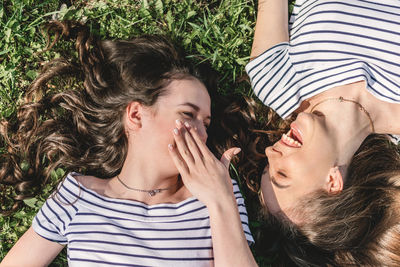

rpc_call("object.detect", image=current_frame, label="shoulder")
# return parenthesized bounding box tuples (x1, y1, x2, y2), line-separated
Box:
(32, 173, 83, 244)
(73, 174, 109, 192)
(50, 172, 106, 203)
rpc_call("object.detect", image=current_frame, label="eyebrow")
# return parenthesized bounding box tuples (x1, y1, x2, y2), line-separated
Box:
(179, 103, 211, 120)
(270, 175, 290, 189)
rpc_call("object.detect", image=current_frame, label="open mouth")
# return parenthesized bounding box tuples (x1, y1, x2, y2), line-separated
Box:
(280, 127, 303, 148)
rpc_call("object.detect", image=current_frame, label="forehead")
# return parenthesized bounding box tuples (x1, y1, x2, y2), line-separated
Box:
(158, 78, 211, 111)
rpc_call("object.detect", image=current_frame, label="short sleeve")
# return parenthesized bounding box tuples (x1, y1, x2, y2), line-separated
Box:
(32, 175, 79, 245)
(246, 42, 302, 118)
(232, 179, 255, 245)
(388, 134, 400, 145)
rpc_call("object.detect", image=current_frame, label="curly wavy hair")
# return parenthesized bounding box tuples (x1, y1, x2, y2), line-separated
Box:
(0, 20, 218, 215)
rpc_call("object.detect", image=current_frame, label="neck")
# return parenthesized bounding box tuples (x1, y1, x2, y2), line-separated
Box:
(304, 82, 374, 165)
(106, 149, 186, 204)
(302, 81, 400, 135)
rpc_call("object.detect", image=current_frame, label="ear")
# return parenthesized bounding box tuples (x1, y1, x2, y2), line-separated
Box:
(324, 166, 344, 195)
(125, 101, 143, 131)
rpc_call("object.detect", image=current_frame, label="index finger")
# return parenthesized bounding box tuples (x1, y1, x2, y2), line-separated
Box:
(187, 126, 215, 159)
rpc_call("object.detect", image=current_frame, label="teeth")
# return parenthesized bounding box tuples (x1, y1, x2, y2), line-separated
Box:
(282, 131, 302, 147)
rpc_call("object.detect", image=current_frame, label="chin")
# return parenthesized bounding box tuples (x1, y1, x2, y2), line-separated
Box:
(265, 146, 272, 156)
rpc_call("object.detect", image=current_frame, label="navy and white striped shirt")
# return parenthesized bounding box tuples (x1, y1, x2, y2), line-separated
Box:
(33, 173, 254, 267)
(246, 0, 400, 119)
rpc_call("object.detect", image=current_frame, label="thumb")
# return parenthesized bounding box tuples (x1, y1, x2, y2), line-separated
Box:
(220, 147, 241, 169)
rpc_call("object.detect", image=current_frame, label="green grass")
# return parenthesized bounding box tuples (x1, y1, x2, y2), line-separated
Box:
(0, 0, 295, 265)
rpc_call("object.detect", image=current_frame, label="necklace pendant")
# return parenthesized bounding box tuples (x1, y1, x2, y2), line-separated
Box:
(148, 189, 160, 196)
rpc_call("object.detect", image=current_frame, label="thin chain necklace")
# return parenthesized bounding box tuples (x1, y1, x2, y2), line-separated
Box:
(310, 96, 375, 132)
(116, 175, 179, 197)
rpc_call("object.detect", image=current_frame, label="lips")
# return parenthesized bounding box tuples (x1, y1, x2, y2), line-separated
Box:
(290, 123, 303, 144)
(280, 124, 303, 148)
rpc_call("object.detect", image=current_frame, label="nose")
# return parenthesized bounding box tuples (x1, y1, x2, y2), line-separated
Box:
(196, 124, 208, 143)
(265, 146, 283, 158)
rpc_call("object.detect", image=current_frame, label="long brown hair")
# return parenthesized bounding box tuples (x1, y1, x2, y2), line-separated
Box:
(0, 20, 218, 215)
(209, 96, 290, 192)
(295, 134, 400, 266)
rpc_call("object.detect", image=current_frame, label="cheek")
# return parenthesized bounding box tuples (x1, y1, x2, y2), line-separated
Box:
(156, 119, 176, 138)
(303, 145, 336, 182)
(290, 143, 331, 178)
(311, 126, 337, 159)
(260, 171, 282, 214)
(261, 175, 303, 222)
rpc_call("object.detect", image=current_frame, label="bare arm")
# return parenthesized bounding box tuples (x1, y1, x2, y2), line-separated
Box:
(250, 0, 289, 59)
(207, 195, 257, 267)
(0, 227, 64, 267)
(168, 121, 257, 267)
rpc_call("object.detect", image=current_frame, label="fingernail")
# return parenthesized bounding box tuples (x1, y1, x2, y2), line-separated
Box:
(173, 128, 179, 135)
(175, 119, 182, 127)
(168, 144, 173, 151)
(184, 122, 190, 128)
(234, 148, 241, 155)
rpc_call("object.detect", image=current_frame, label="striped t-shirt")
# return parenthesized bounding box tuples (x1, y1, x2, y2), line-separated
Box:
(246, 0, 400, 119)
(33, 173, 254, 267)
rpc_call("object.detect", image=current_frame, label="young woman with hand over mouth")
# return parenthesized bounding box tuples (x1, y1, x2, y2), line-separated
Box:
(171, 0, 400, 266)
(0, 20, 253, 267)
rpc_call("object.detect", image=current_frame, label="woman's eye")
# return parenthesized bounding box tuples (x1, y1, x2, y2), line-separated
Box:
(277, 171, 287, 178)
(182, 112, 194, 118)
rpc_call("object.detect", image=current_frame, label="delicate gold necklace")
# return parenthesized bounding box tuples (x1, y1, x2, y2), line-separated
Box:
(310, 96, 375, 132)
(116, 175, 179, 196)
